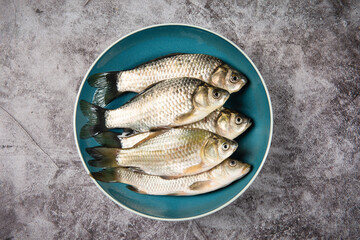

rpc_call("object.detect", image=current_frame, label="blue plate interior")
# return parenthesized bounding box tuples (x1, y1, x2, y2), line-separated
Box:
(75, 25, 272, 220)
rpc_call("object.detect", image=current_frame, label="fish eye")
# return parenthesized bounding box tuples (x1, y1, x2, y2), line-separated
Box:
(212, 90, 221, 99)
(229, 160, 237, 167)
(235, 116, 242, 125)
(222, 143, 229, 151)
(230, 74, 240, 83)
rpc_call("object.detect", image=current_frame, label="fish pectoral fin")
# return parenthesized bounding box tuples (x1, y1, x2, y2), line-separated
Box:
(159, 175, 182, 180)
(183, 163, 204, 175)
(130, 130, 167, 148)
(126, 185, 147, 194)
(189, 180, 213, 191)
(173, 111, 197, 125)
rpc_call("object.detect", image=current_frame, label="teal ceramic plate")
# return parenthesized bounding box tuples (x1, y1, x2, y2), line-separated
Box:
(73, 24, 273, 221)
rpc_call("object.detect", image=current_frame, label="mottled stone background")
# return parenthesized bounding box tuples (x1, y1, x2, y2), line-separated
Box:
(1, 0, 359, 239)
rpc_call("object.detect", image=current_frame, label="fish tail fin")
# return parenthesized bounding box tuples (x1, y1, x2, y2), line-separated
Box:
(79, 100, 107, 139)
(94, 132, 122, 148)
(87, 72, 122, 107)
(91, 168, 118, 182)
(86, 147, 119, 168)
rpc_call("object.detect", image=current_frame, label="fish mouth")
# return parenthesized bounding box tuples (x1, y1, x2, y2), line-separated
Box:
(231, 77, 247, 93)
(242, 164, 251, 175)
(240, 72, 248, 85)
(230, 142, 239, 155)
(236, 119, 252, 135)
(241, 78, 248, 86)
(223, 93, 230, 104)
(245, 119, 252, 129)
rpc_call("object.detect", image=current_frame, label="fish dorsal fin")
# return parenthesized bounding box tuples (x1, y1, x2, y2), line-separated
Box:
(136, 82, 160, 96)
(136, 53, 184, 67)
(189, 180, 212, 191)
(121, 81, 162, 106)
(126, 185, 147, 194)
(135, 75, 190, 97)
(120, 85, 156, 107)
(130, 130, 167, 148)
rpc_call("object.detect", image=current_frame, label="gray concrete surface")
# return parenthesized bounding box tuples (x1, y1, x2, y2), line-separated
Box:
(1, 0, 359, 239)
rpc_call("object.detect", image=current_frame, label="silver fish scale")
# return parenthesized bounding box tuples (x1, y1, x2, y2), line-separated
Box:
(115, 128, 213, 176)
(118, 54, 223, 93)
(105, 78, 202, 131)
(116, 167, 210, 195)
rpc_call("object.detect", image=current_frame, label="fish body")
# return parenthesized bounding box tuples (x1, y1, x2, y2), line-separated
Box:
(88, 128, 238, 177)
(80, 78, 230, 138)
(95, 107, 252, 148)
(118, 54, 223, 93)
(88, 54, 247, 106)
(92, 159, 251, 196)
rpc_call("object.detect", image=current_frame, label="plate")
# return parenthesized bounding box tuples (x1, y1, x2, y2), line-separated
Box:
(73, 24, 273, 221)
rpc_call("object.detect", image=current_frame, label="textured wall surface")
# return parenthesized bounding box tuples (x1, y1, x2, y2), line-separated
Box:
(1, 0, 359, 239)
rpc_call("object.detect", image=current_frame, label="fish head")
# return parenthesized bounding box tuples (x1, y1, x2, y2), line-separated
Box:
(210, 159, 251, 183)
(202, 135, 238, 164)
(193, 84, 230, 113)
(215, 109, 252, 139)
(209, 64, 248, 93)
(223, 159, 251, 181)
